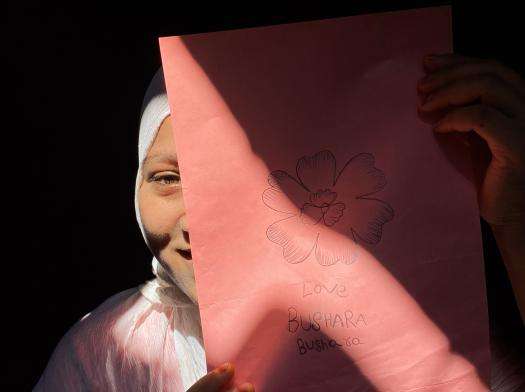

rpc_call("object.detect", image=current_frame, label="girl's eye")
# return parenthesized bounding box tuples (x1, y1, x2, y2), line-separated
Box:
(151, 173, 180, 186)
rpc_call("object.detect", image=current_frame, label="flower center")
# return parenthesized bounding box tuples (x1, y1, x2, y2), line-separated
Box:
(300, 188, 345, 227)
(309, 188, 337, 207)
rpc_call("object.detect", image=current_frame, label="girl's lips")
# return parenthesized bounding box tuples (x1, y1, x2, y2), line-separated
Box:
(176, 248, 192, 260)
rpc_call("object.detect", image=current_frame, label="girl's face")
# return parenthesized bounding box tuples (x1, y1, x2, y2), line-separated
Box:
(138, 115, 196, 303)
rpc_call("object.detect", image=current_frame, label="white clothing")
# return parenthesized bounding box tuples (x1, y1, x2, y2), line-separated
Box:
(34, 67, 207, 391)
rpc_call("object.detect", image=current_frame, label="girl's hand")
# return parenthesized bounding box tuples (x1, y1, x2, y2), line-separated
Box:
(187, 362, 254, 392)
(416, 53, 525, 229)
(417, 53, 525, 323)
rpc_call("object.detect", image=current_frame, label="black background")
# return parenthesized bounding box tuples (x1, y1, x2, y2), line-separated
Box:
(7, 1, 524, 390)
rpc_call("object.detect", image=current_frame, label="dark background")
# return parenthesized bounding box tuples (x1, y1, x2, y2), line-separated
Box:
(7, 1, 524, 389)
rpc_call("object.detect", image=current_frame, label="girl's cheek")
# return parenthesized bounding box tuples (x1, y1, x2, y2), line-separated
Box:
(140, 192, 185, 237)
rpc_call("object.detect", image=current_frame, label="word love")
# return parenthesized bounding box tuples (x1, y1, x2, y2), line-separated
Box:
(302, 279, 348, 298)
(288, 306, 367, 333)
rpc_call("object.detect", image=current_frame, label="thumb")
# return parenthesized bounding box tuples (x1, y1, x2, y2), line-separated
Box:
(187, 363, 234, 392)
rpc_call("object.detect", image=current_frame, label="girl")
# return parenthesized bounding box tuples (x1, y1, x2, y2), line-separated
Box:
(33, 67, 254, 392)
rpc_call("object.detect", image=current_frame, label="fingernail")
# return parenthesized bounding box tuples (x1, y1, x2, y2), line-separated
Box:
(217, 362, 233, 373)
(238, 382, 255, 392)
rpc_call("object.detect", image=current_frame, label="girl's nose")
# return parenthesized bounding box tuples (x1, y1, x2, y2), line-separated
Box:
(179, 215, 190, 244)
(183, 227, 190, 244)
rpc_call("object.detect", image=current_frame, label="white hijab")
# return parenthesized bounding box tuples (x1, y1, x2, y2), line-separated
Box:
(135, 66, 195, 307)
(135, 66, 207, 389)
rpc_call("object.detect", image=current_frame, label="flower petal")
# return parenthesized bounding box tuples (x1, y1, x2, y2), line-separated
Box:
(262, 170, 309, 214)
(296, 150, 336, 192)
(343, 197, 394, 244)
(333, 153, 387, 199)
(314, 226, 357, 266)
(266, 215, 319, 264)
(262, 188, 296, 214)
(300, 203, 324, 225)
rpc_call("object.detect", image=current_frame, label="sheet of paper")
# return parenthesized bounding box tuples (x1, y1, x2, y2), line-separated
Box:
(159, 6, 491, 391)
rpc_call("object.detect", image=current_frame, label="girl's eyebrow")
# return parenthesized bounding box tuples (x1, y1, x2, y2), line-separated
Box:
(144, 153, 179, 166)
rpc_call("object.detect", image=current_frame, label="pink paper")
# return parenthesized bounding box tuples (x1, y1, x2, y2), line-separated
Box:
(159, 6, 491, 391)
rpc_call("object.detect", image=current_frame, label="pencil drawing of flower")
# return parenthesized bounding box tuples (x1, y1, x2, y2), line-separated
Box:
(262, 150, 394, 266)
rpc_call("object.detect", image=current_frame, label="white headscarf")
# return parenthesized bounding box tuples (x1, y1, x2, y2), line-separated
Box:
(135, 66, 207, 389)
(134, 66, 195, 308)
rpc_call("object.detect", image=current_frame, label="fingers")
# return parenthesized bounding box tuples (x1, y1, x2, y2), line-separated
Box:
(433, 104, 524, 166)
(225, 382, 256, 392)
(422, 53, 474, 72)
(418, 74, 525, 119)
(419, 58, 525, 99)
(187, 362, 235, 392)
(418, 53, 525, 119)
(187, 363, 255, 392)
